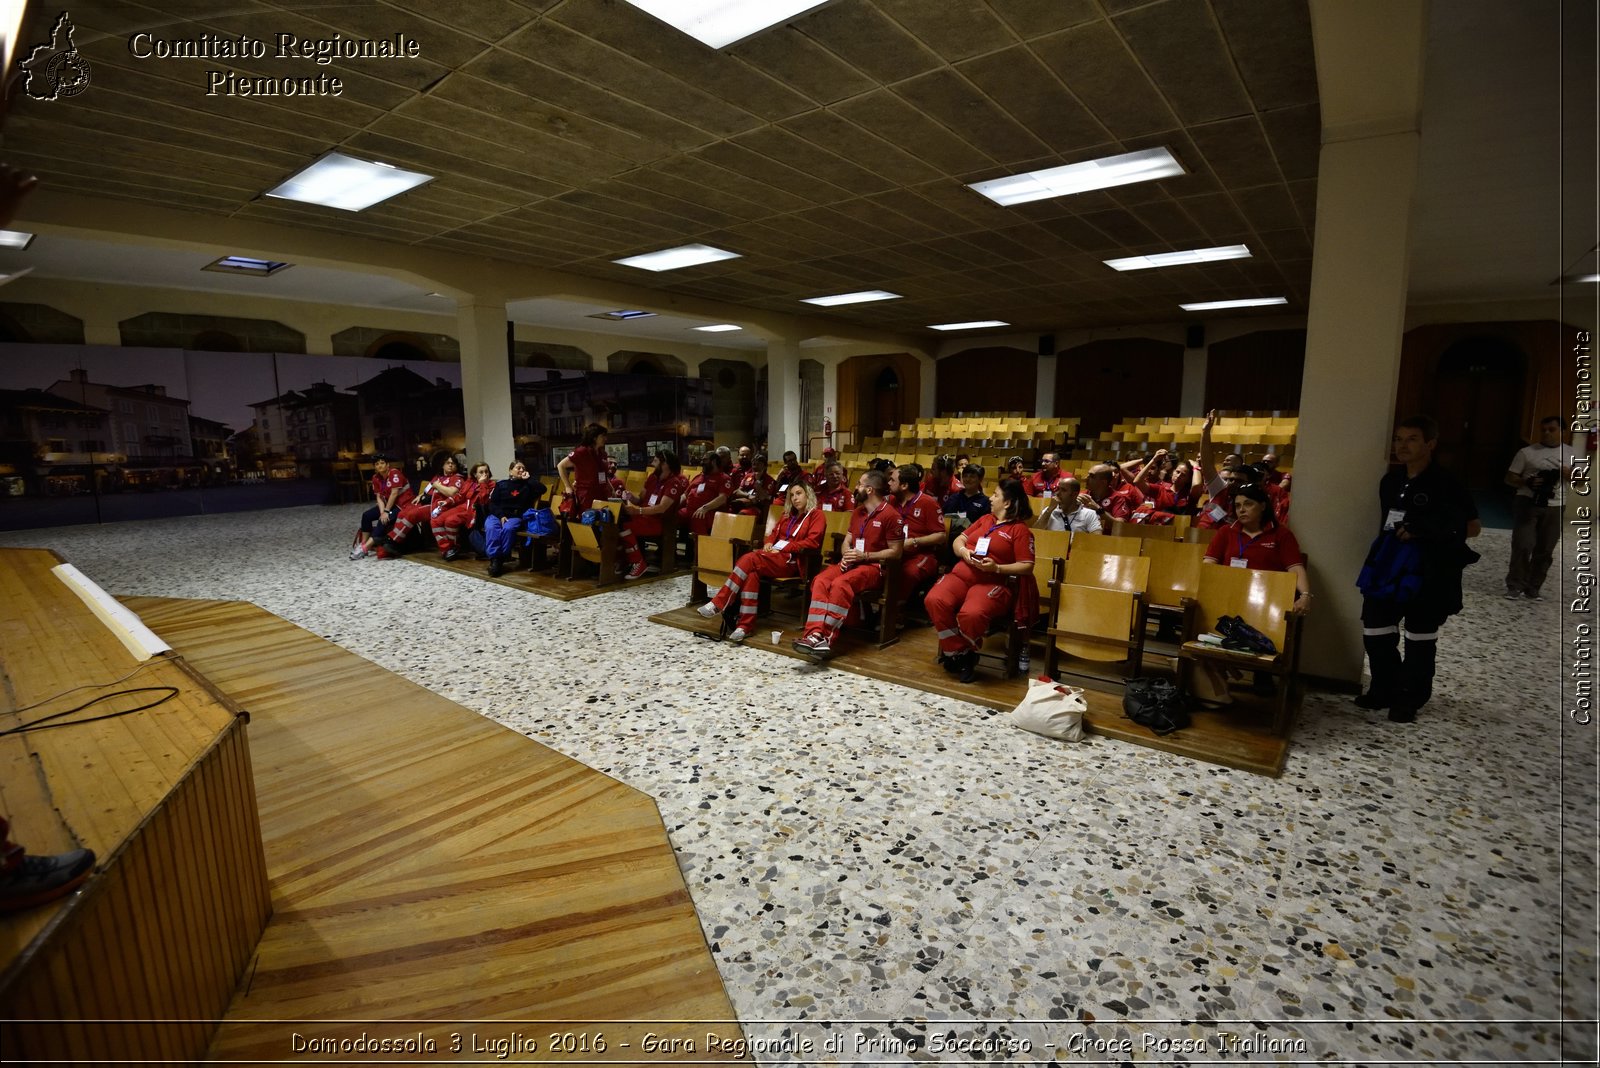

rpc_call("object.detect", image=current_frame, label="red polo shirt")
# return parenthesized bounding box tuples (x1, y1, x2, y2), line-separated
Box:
(1204, 522, 1304, 572)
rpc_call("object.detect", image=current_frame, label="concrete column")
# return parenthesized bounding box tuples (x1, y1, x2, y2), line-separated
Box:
(1035, 354, 1057, 418)
(920, 353, 937, 418)
(1294, 0, 1428, 686)
(457, 300, 514, 474)
(766, 337, 802, 460)
(1180, 345, 1207, 415)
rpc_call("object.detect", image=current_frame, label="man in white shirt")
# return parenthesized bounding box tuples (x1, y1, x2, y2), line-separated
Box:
(1505, 415, 1575, 600)
(1034, 478, 1102, 533)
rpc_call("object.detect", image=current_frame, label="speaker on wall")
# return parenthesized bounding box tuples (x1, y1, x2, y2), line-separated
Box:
(1037, 333, 1056, 356)
(1185, 324, 1205, 349)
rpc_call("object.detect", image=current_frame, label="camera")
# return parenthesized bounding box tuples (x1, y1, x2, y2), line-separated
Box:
(1528, 468, 1557, 506)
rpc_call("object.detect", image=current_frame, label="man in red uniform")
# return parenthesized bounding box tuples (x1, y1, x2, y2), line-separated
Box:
(1082, 463, 1145, 526)
(889, 463, 947, 602)
(925, 480, 1036, 683)
(809, 447, 839, 485)
(728, 452, 777, 516)
(380, 456, 468, 555)
(792, 470, 902, 659)
(676, 454, 733, 536)
(619, 449, 689, 579)
(432, 461, 494, 561)
(775, 451, 806, 493)
(697, 481, 826, 640)
(1024, 452, 1065, 497)
(352, 456, 412, 559)
(813, 460, 853, 512)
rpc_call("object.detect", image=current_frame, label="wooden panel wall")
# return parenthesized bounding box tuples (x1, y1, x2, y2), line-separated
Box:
(934, 347, 1037, 418)
(1056, 338, 1184, 436)
(1203, 329, 1307, 414)
(838, 351, 922, 439)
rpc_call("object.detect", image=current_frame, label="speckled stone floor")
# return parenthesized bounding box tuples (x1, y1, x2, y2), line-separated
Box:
(4, 507, 1592, 1064)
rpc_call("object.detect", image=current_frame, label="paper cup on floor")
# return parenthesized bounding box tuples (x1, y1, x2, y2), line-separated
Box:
(771, 630, 782, 644)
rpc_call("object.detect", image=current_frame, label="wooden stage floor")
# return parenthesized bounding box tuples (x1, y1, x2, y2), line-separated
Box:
(405, 550, 680, 602)
(121, 596, 746, 1063)
(649, 603, 1292, 776)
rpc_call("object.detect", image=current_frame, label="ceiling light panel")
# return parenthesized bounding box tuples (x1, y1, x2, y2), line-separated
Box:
(617, 0, 833, 48)
(968, 148, 1184, 207)
(800, 290, 902, 307)
(265, 151, 433, 211)
(693, 324, 742, 332)
(1179, 297, 1289, 311)
(928, 320, 1009, 331)
(0, 229, 34, 250)
(614, 243, 741, 271)
(1104, 245, 1252, 272)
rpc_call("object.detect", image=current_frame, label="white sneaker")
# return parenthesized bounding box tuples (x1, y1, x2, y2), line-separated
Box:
(727, 628, 747, 643)
(349, 546, 366, 560)
(697, 601, 719, 618)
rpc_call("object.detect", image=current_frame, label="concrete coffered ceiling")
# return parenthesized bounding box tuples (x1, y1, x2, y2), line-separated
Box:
(0, 0, 1586, 342)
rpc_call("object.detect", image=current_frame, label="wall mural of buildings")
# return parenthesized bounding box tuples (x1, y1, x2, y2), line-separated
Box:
(0, 345, 714, 530)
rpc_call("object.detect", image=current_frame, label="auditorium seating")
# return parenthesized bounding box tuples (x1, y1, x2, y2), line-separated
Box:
(1178, 566, 1304, 735)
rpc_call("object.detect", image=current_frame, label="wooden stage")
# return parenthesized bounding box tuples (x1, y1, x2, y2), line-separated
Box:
(649, 603, 1292, 776)
(118, 595, 745, 1062)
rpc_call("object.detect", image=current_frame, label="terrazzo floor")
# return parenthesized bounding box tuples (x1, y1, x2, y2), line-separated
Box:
(3, 506, 1593, 1064)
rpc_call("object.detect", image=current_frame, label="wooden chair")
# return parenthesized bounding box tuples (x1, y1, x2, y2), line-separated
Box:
(1109, 518, 1180, 542)
(622, 470, 647, 498)
(689, 511, 759, 603)
(1178, 566, 1303, 735)
(1068, 531, 1140, 559)
(563, 504, 622, 587)
(1043, 557, 1146, 690)
(1065, 550, 1151, 595)
(1139, 539, 1208, 663)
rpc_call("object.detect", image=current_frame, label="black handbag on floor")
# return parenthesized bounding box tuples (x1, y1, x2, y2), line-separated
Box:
(1123, 677, 1190, 735)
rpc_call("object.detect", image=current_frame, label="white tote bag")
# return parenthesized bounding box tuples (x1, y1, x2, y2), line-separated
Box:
(1010, 677, 1086, 741)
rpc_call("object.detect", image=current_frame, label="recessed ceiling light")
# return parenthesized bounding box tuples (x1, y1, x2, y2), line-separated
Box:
(801, 290, 902, 307)
(1554, 273, 1600, 284)
(0, 229, 35, 250)
(693, 324, 742, 332)
(202, 255, 291, 277)
(617, 0, 834, 48)
(1104, 244, 1252, 272)
(1179, 297, 1289, 311)
(968, 148, 1184, 207)
(265, 151, 433, 211)
(615, 243, 741, 271)
(587, 309, 658, 321)
(928, 320, 1010, 331)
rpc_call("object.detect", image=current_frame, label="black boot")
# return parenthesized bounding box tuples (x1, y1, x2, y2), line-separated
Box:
(488, 557, 504, 578)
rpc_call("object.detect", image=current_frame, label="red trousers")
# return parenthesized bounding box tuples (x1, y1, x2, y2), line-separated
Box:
(619, 516, 666, 565)
(710, 550, 800, 631)
(926, 574, 1012, 654)
(430, 502, 475, 552)
(677, 506, 716, 536)
(897, 552, 941, 603)
(803, 563, 883, 638)
(387, 501, 434, 544)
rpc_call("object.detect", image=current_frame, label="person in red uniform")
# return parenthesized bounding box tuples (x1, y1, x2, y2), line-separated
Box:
(1193, 482, 1312, 705)
(925, 480, 1036, 683)
(379, 456, 467, 555)
(352, 456, 412, 559)
(792, 470, 903, 659)
(1082, 463, 1145, 527)
(557, 422, 609, 516)
(697, 481, 826, 641)
(889, 463, 947, 601)
(808, 447, 839, 485)
(774, 451, 806, 493)
(1024, 452, 1065, 497)
(676, 454, 733, 536)
(618, 449, 689, 579)
(728, 452, 777, 516)
(813, 460, 853, 512)
(601, 457, 628, 499)
(431, 462, 493, 561)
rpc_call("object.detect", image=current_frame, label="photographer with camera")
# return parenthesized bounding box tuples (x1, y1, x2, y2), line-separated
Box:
(1504, 415, 1574, 601)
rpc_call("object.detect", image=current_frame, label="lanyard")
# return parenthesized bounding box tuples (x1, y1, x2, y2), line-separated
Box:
(853, 502, 884, 545)
(781, 508, 812, 542)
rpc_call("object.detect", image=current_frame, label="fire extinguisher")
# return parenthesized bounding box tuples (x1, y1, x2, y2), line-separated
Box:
(822, 417, 833, 440)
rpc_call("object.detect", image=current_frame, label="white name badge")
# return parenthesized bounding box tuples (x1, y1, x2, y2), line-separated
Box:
(648, 494, 659, 505)
(823, 504, 834, 511)
(1206, 503, 1228, 523)
(1230, 557, 1249, 568)
(972, 535, 992, 556)
(773, 539, 789, 551)
(778, 483, 789, 492)
(1384, 508, 1406, 531)
(855, 537, 866, 552)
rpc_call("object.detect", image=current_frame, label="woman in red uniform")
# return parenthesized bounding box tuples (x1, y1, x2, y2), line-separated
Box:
(557, 423, 609, 516)
(379, 456, 467, 555)
(618, 449, 689, 579)
(1194, 482, 1312, 705)
(351, 456, 412, 559)
(697, 481, 825, 641)
(925, 479, 1036, 683)
(431, 461, 493, 561)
